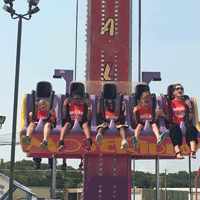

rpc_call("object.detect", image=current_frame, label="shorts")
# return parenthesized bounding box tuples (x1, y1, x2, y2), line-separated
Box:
(34, 122, 54, 130)
(65, 121, 87, 129)
(96, 123, 129, 131)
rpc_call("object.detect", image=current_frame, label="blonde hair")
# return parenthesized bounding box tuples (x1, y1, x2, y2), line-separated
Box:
(140, 91, 151, 100)
(36, 99, 50, 109)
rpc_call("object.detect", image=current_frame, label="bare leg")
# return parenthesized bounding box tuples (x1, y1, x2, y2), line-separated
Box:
(190, 141, 196, 158)
(43, 123, 52, 140)
(26, 122, 37, 136)
(120, 127, 129, 150)
(152, 123, 160, 137)
(190, 141, 196, 152)
(134, 124, 143, 138)
(60, 122, 72, 141)
(98, 127, 106, 135)
(119, 127, 126, 139)
(82, 122, 91, 139)
(174, 145, 184, 159)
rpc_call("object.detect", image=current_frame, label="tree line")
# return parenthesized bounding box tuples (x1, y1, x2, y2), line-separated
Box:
(0, 160, 199, 190)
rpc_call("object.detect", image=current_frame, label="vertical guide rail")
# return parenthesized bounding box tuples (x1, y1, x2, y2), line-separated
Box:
(156, 155, 160, 200)
(189, 156, 192, 200)
(195, 167, 200, 200)
(52, 155, 57, 198)
(74, 0, 79, 80)
(138, 0, 141, 82)
(9, 16, 22, 200)
(165, 169, 167, 200)
(132, 159, 135, 200)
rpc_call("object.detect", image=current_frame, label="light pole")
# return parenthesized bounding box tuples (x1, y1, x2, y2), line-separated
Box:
(2, 0, 40, 199)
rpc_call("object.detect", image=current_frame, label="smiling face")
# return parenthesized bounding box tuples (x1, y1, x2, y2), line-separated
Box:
(172, 84, 184, 99)
(37, 100, 47, 113)
(72, 94, 82, 105)
(106, 99, 115, 112)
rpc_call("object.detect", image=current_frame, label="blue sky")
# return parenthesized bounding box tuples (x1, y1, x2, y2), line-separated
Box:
(0, 0, 200, 174)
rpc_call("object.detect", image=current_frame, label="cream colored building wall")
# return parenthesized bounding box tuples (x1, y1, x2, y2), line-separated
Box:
(12, 187, 50, 199)
(30, 187, 51, 198)
(0, 177, 9, 198)
(13, 188, 27, 199)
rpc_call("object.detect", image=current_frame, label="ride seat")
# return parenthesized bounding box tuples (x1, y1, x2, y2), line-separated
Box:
(64, 81, 95, 135)
(97, 83, 125, 136)
(162, 84, 200, 136)
(129, 83, 159, 136)
(22, 81, 62, 135)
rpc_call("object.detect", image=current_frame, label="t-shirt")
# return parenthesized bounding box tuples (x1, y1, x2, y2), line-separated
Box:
(69, 103, 84, 123)
(164, 99, 186, 125)
(138, 106, 152, 121)
(33, 110, 56, 124)
(99, 109, 124, 125)
(133, 106, 152, 127)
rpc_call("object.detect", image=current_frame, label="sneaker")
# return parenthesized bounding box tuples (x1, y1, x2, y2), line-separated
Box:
(21, 135, 31, 145)
(40, 140, 48, 149)
(96, 133, 103, 146)
(157, 132, 167, 146)
(131, 136, 138, 149)
(121, 139, 129, 150)
(57, 140, 65, 151)
(83, 138, 92, 151)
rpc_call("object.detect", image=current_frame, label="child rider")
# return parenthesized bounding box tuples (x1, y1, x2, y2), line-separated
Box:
(131, 91, 167, 149)
(96, 93, 129, 150)
(21, 99, 56, 149)
(57, 90, 92, 151)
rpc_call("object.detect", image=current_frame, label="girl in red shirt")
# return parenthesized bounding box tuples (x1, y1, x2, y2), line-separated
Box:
(131, 91, 167, 149)
(21, 99, 56, 149)
(160, 83, 198, 159)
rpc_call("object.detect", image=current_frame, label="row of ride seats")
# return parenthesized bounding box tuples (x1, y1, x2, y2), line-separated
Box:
(22, 81, 200, 137)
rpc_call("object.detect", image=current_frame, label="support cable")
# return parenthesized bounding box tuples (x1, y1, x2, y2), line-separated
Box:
(74, 0, 79, 80)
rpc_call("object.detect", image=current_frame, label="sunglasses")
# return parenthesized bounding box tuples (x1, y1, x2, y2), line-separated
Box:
(72, 98, 81, 100)
(174, 87, 183, 91)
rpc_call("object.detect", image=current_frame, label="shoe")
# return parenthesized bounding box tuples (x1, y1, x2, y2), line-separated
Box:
(40, 140, 48, 149)
(175, 151, 185, 159)
(131, 136, 138, 149)
(21, 135, 31, 145)
(121, 139, 129, 150)
(96, 133, 103, 146)
(57, 140, 65, 151)
(190, 151, 196, 159)
(157, 132, 167, 146)
(83, 138, 92, 151)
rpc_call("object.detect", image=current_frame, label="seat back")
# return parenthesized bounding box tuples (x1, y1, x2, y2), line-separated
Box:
(134, 84, 150, 101)
(65, 82, 91, 135)
(69, 82, 86, 101)
(131, 83, 157, 135)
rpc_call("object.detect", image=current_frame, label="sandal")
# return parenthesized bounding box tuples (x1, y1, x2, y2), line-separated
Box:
(190, 151, 196, 159)
(175, 151, 185, 159)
